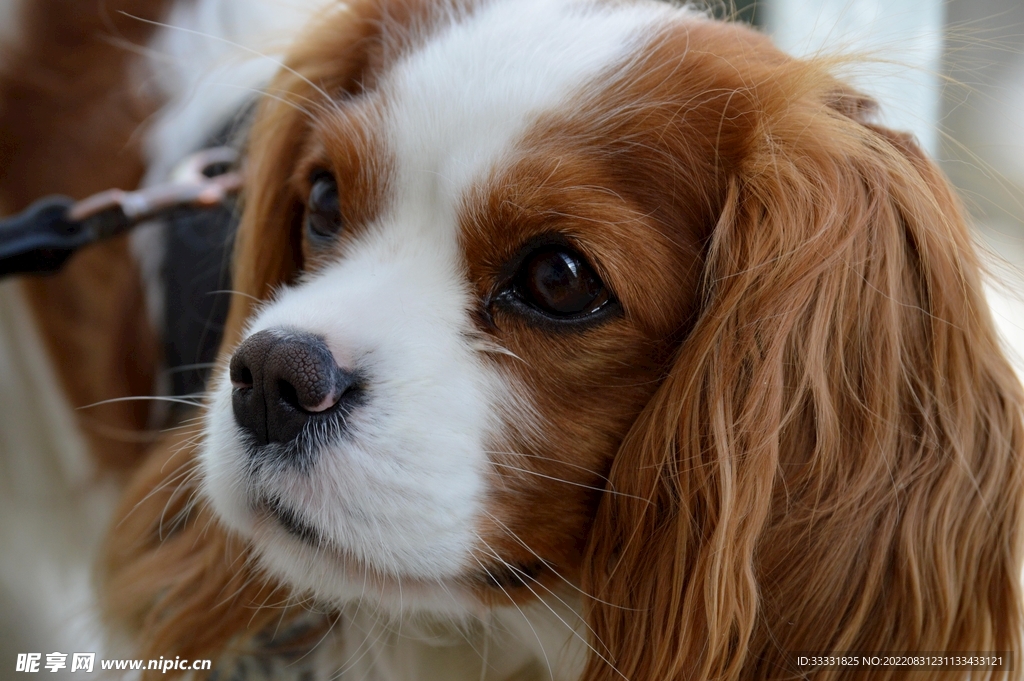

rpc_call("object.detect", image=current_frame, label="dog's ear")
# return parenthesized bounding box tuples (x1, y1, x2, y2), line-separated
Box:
(580, 59, 1024, 680)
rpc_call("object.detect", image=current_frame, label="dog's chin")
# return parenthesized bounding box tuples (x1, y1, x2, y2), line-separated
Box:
(259, 495, 325, 546)
(195, 468, 477, 616)
(199, 438, 480, 616)
(244, 503, 484, 618)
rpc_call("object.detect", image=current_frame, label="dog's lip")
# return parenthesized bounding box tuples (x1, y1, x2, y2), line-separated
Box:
(253, 496, 541, 600)
(259, 495, 323, 545)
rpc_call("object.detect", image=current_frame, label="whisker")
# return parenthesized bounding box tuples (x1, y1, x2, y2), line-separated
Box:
(119, 11, 336, 104)
(488, 461, 652, 504)
(78, 395, 206, 409)
(332, 602, 392, 679)
(485, 449, 614, 484)
(283, 611, 340, 671)
(212, 82, 319, 119)
(474, 534, 627, 681)
(469, 554, 553, 681)
(206, 289, 262, 303)
(470, 338, 525, 362)
(116, 462, 198, 529)
(480, 510, 640, 612)
(164, 362, 218, 374)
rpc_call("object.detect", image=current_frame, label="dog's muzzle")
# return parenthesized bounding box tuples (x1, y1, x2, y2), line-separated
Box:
(229, 329, 359, 446)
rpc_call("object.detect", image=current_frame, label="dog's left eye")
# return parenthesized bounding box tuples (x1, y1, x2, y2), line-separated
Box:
(305, 172, 343, 241)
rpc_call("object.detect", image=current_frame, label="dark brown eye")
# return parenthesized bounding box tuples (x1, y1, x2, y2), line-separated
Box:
(514, 247, 610, 317)
(305, 172, 342, 242)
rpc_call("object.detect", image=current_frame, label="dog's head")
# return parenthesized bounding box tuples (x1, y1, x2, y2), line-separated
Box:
(205, 0, 713, 614)
(107, 0, 1024, 678)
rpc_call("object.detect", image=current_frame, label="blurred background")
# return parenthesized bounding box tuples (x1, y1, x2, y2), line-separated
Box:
(736, 0, 1024, 265)
(941, 0, 1024, 265)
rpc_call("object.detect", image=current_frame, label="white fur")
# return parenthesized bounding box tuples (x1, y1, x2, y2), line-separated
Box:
(0, 281, 114, 679)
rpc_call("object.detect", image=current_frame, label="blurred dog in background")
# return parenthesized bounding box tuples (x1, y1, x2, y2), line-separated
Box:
(0, 1, 162, 673)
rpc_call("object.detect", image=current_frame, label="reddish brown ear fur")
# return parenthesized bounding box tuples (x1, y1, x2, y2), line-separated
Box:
(580, 48, 1024, 681)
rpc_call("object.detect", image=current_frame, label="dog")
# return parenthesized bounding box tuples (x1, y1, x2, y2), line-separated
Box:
(86, 0, 1024, 679)
(0, 1, 164, 672)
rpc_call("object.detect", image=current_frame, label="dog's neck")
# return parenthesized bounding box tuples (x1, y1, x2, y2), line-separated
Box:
(208, 590, 589, 681)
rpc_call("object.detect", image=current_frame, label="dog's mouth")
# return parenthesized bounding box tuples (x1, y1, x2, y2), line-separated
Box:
(256, 495, 547, 599)
(259, 495, 324, 545)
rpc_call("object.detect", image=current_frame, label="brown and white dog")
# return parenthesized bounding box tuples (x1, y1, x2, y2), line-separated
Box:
(6, 0, 1024, 680)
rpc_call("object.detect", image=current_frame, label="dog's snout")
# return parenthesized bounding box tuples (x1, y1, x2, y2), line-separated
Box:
(229, 329, 357, 445)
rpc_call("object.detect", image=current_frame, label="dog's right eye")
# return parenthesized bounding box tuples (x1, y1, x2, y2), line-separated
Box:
(305, 172, 343, 242)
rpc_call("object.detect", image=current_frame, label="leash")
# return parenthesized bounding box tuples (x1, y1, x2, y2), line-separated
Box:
(0, 147, 242, 278)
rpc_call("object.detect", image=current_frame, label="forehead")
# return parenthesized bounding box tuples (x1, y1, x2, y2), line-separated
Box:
(308, 0, 684, 224)
(381, 0, 675, 197)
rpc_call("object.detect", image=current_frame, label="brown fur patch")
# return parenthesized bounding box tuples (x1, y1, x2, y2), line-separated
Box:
(461, 17, 774, 605)
(0, 0, 171, 469)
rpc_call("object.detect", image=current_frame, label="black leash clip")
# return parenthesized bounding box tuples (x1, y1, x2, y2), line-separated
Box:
(0, 147, 243, 278)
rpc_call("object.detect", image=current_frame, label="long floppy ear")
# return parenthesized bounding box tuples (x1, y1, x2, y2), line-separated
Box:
(580, 58, 1024, 680)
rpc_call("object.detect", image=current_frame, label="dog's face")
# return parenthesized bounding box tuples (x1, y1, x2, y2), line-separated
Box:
(115, 0, 1024, 676)
(202, 0, 722, 613)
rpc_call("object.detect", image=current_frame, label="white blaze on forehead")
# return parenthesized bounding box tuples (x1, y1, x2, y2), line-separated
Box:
(382, 0, 678, 218)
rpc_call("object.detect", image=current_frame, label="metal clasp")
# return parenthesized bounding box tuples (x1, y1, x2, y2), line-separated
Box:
(66, 147, 243, 238)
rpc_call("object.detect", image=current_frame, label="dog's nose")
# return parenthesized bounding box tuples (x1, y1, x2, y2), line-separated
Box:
(229, 329, 357, 445)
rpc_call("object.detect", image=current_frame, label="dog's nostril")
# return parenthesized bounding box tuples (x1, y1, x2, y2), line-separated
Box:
(276, 376, 347, 414)
(229, 328, 358, 446)
(277, 379, 302, 412)
(231, 365, 254, 390)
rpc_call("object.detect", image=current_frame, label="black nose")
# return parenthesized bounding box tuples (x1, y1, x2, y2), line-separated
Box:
(229, 329, 357, 446)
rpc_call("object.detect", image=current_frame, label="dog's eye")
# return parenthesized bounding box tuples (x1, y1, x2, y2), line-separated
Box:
(513, 247, 611, 318)
(305, 172, 343, 241)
